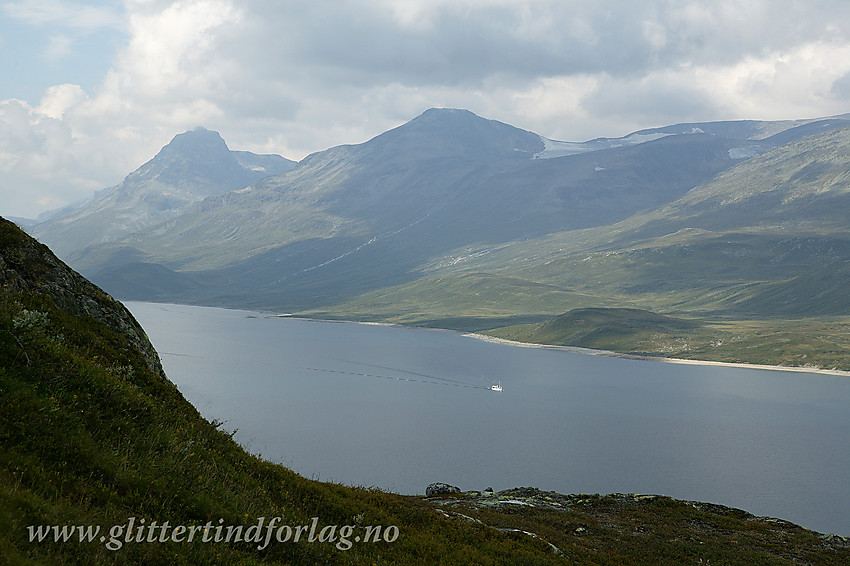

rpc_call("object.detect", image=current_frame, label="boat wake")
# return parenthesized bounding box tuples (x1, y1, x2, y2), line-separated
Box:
(301, 366, 496, 391)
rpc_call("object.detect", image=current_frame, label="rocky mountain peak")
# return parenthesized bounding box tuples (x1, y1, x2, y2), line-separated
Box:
(155, 127, 231, 159)
(125, 127, 248, 189)
(365, 107, 544, 161)
(29, 128, 296, 259)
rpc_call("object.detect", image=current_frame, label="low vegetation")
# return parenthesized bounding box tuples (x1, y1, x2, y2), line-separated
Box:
(485, 308, 850, 372)
(3, 214, 849, 564)
(303, 231, 850, 372)
(1, 218, 563, 564)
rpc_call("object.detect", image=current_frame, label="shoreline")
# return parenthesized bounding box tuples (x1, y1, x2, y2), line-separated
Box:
(127, 302, 850, 377)
(274, 310, 850, 377)
(465, 332, 850, 377)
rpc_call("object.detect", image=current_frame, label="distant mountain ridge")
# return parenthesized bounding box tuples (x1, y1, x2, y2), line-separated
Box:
(24, 107, 850, 322)
(29, 128, 296, 258)
(533, 115, 850, 159)
(66, 108, 792, 309)
(375, 119, 850, 326)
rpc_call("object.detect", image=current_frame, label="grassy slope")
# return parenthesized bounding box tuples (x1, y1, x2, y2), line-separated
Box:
(3, 220, 850, 564)
(485, 307, 703, 353)
(302, 239, 850, 370)
(485, 308, 850, 371)
(306, 128, 850, 370)
(0, 218, 562, 565)
(301, 272, 618, 330)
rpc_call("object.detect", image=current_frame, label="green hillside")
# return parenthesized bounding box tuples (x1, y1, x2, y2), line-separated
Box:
(484, 307, 850, 370)
(68, 110, 770, 310)
(4, 220, 849, 564)
(30, 113, 850, 374)
(297, 124, 850, 370)
(489, 308, 700, 349)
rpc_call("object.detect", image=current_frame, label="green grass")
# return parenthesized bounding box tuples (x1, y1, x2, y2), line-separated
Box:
(4, 216, 849, 564)
(438, 490, 850, 566)
(300, 230, 850, 371)
(485, 308, 850, 371)
(1, 217, 568, 564)
(485, 307, 708, 353)
(301, 272, 617, 329)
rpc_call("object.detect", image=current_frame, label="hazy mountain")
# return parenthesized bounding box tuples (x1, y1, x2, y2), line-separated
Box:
(617, 123, 850, 238)
(29, 128, 296, 259)
(604, 122, 850, 316)
(47, 108, 850, 317)
(65, 109, 775, 307)
(5, 216, 37, 229)
(533, 115, 850, 158)
(374, 120, 850, 324)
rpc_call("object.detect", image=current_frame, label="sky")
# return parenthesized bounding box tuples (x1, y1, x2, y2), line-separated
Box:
(3, 0, 850, 219)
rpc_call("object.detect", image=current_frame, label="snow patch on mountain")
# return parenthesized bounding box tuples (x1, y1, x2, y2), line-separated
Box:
(533, 132, 673, 159)
(728, 146, 766, 159)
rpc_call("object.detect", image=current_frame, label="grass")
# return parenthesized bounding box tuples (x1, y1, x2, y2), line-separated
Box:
(4, 216, 849, 564)
(300, 231, 850, 372)
(300, 272, 617, 330)
(436, 489, 850, 566)
(1, 216, 568, 564)
(485, 309, 850, 371)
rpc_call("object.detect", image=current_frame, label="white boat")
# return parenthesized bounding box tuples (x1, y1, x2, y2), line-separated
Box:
(490, 382, 502, 392)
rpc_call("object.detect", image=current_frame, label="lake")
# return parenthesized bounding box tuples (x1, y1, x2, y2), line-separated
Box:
(125, 301, 850, 536)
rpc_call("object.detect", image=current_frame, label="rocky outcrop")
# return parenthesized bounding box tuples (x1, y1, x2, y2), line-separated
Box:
(1, 217, 165, 379)
(427, 487, 850, 554)
(425, 482, 461, 497)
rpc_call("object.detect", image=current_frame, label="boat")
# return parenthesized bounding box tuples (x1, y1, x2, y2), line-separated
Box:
(490, 382, 502, 392)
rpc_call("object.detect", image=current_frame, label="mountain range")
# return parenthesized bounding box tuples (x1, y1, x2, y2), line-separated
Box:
(22, 108, 850, 351)
(29, 128, 296, 259)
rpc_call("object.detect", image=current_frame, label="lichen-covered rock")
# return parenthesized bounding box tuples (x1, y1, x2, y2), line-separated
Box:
(426, 482, 461, 497)
(0, 217, 166, 379)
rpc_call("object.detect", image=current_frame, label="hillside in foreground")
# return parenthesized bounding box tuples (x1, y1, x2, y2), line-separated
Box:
(2, 215, 849, 564)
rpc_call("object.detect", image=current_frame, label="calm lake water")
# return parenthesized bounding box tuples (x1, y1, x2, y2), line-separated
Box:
(126, 301, 850, 536)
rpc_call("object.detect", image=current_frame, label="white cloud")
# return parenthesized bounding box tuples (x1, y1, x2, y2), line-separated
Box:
(0, 98, 107, 217)
(35, 83, 89, 118)
(113, 0, 238, 97)
(5, 0, 850, 218)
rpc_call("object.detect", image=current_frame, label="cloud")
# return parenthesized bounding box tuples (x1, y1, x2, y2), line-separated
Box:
(35, 83, 88, 118)
(0, 98, 107, 217)
(5, 0, 850, 218)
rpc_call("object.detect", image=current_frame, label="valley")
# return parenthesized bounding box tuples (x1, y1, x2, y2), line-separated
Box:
(23, 108, 850, 371)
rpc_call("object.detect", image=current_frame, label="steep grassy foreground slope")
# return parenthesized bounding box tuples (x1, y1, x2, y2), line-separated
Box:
(2, 217, 848, 565)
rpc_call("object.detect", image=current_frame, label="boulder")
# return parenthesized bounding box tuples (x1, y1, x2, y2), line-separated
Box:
(426, 483, 461, 497)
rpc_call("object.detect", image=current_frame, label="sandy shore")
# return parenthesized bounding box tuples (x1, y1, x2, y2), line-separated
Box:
(463, 333, 850, 377)
(272, 312, 850, 377)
